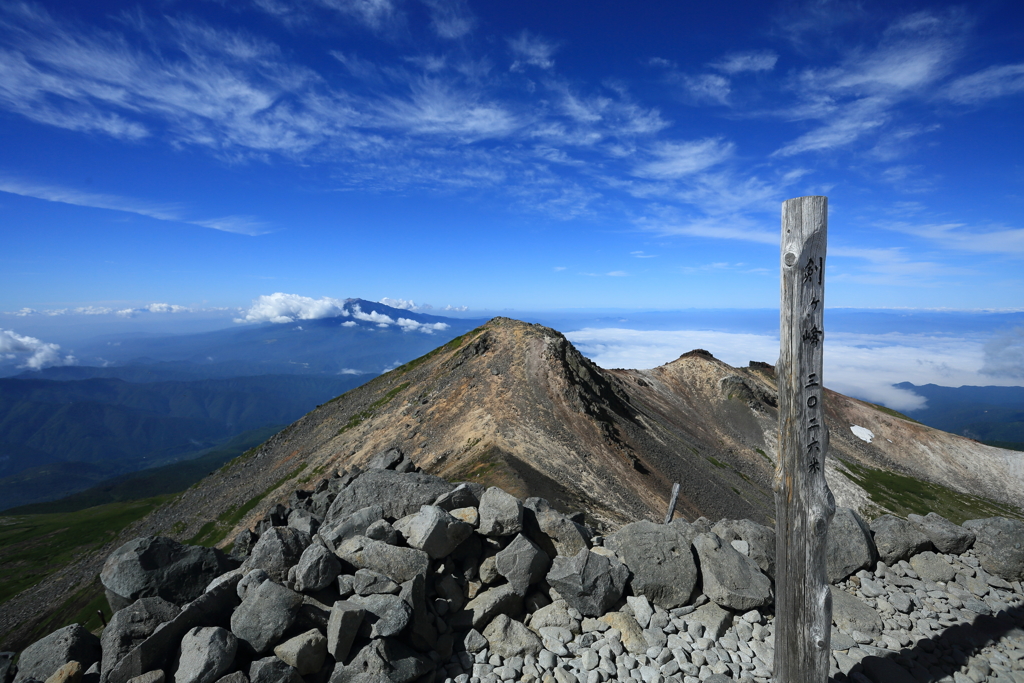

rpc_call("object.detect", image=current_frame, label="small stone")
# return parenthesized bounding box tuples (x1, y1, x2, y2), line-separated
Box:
(273, 629, 327, 677)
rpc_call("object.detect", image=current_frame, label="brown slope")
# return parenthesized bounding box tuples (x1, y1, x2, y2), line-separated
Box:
(3, 316, 1022, 649)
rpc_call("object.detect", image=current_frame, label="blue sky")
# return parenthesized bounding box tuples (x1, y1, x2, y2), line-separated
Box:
(2, 0, 1024, 401)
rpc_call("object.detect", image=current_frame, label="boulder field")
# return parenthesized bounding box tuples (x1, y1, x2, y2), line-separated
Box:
(3, 451, 1024, 683)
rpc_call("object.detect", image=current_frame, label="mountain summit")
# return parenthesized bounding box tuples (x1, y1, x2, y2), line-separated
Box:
(139, 317, 1024, 541)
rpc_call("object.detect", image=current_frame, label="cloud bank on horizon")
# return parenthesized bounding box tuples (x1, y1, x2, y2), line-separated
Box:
(236, 293, 451, 333)
(0, 0, 1022, 314)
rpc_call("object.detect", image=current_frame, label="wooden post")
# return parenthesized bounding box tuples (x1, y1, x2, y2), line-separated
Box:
(664, 482, 680, 524)
(774, 196, 836, 683)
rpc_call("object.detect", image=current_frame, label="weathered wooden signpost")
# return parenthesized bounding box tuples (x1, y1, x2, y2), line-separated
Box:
(774, 196, 837, 683)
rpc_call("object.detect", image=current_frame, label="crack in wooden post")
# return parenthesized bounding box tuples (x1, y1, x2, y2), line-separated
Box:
(774, 196, 837, 683)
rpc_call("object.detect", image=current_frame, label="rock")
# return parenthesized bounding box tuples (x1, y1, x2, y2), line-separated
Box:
(482, 615, 543, 657)
(683, 602, 732, 641)
(104, 573, 242, 683)
(320, 506, 384, 552)
(478, 487, 524, 538)
(449, 508, 479, 527)
(352, 569, 400, 596)
(211, 673, 244, 683)
(495, 534, 550, 596)
(398, 574, 436, 651)
(524, 500, 590, 558)
(1, 653, 15, 683)
(908, 512, 976, 555)
(326, 600, 364, 661)
(241, 528, 312, 583)
(174, 627, 237, 683)
(859, 655, 917, 683)
(459, 584, 523, 630)
(236, 569, 269, 601)
(287, 509, 320, 536)
(231, 580, 303, 655)
(335, 536, 429, 584)
(692, 533, 772, 611)
(367, 447, 406, 471)
(596, 613, 645, 655)
(100, 597, 180, 680)
(13, 626, 100, 683)
(348, 594, 412, 638)
(625, 595, 653, 628)
(962, 517, 1024, 581)
(604, 520, 698, 608)
(527, 600, 575, 633)
(127, 672, 164, 683)
(433, 484, 480, 511)
(248, 658, 301, 683)
(332, 639, 431, 683)
(392, 506, 473, 559)
(293, 544, 342, 594)
(545, 549, 628, 617)
(326, 470, 453, 522)
(825, 507, 876, 583)
(44, 661, 81, 683)
(709, 519, 776, 581)
(909, 551, 956, 583)
(364, 520, 399, 545)
(869, 515, 932, 565)
(273, 630, 327, 677)
(829, 586, 882, 635)
(461, 629, 488, 653)
(100, 537, 233, 610)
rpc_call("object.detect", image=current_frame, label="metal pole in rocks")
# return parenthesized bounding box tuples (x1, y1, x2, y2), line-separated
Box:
(774, 196, 836, 683)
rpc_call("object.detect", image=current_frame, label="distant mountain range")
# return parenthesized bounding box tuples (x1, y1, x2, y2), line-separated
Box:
(0, 299, 486, 509)
(899, 382, 1024, 450)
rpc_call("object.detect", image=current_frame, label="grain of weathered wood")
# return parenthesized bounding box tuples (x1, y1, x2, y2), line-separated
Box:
(774, 196, 836, 683)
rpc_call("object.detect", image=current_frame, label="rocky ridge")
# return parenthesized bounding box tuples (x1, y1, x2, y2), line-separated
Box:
(3, 454, 1024, 683)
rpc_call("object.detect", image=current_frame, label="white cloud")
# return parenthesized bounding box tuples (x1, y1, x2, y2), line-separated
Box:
(681, 74, 731, 105)
(565, 326, 1012, 413)
(711, 51, 778, 74)
(350, 304, 395, 326)
(422, 0, 474, 39)
(606, 271, 628, 277)
(508, 31, 557, 71)
(881, 222, 1024, 257)
(441, 304, 468, 311)
(338, 367, 365, 374)
(0, 177, 268, 235)
(981, 328, 1024, 378)
(342, 320, 357, 327)
(0, 328, 76, 370)
(379, 297, 420, 310)
(396, 317, 449, 333)
(238, 293, 351, 323)
(943, 64, 1024, 104)
(633, 138, 734, 180)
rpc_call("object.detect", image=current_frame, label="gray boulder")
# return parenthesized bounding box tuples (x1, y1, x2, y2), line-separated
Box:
(248, 658, 301, 683)
(604, 520, 697, 608)
(241, 528, 312, 583)
(908, 512, 976, 555)
(870, 515, 933, 565)
(335, 536, 429, 584)
(348, 594, 412, 638)
(495, 534, 550, 596)
(231, 580, 303, 655)
(399, 574, 436, 651)
(962, 516, 1024, 581)
(910, 551, 956, 583)
(392, 506, 473, 559)
(710, 518, 776, 580)
(331, 639, 431, 683)
(326, 470, 453, 522)
(286, 509, 321, 536)
(482, 615, 543, 657)
(100, 597, 180, 680)
(352, 569, 399, 596)
(326, 601, 365, 662)
(692, 533, 772, 611)
(364, 520, 399, 545)
(830, 586, 883, 635)
(824, 507, 876, 583)
(545, 548, 628, 617)
(174, 627, 237, 683)
(293, 544, 342, 594)
(12, 626, 100, 683)
(100, 537, 232, 610)
(212, 673, 245, 683)
(458, 584, 523, 630)
(273, 630, 327, 677)
(366, 447, 406, 471)
(432, 484, 479, 511)
(236, 569, 270, 601)
(477, 487, 523, 538)
(320, 506, 384, 553)
(1, 652, 14, 683)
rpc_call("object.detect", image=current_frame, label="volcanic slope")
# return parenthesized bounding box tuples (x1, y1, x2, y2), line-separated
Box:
(4, 317, 1024, 648)
(135, 317, 1024, 542)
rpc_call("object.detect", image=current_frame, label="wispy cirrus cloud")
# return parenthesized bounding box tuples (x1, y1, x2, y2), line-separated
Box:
(710, 50, 778, 74)
(0, 177, 269, 235)
(942, 64, 1024, 104)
